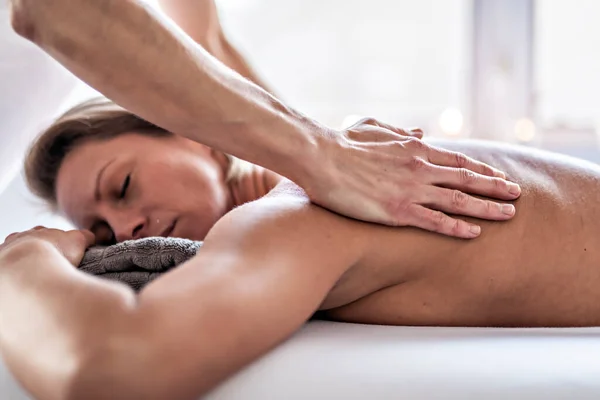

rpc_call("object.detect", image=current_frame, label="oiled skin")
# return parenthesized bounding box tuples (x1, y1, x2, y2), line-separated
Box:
(320, 139, 600, 327)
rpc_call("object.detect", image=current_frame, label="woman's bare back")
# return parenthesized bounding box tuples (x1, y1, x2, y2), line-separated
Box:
(321, 139, 600, 327)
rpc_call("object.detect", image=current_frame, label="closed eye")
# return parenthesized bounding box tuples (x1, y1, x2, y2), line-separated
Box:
(119, 174, 131, 199)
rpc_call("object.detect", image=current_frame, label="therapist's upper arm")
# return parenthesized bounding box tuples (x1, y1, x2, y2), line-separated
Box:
(157, 0, 223, 49)
(118, 195, 364, 398)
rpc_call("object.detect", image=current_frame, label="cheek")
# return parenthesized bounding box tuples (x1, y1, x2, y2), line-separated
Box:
(174, 164, 230, 239)
(162, 157, 229, 212)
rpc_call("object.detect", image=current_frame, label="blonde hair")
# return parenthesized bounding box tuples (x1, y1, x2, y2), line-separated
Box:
(24, 97, 253, 209)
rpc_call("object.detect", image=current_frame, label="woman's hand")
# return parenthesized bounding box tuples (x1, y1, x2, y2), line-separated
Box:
(1, 227, 95, 266)
(304, 118, 521, 239)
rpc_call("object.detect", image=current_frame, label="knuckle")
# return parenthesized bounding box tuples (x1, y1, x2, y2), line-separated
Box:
(485, 200, 497, 214)
(358, 117, 376, 126)
(451, 190, 469, 209)
(454, 152, 469, 168)
(482, 165, 495, 176)
(385, 196, 413, 220)
(429, 210, 461, 236)
(408, 156, 426, 171)
(344, 127, 360, 141)
(388, 141, 403, 150)
(431, 210, 448, 229)
(404, 137, 424, 150)
(460, 168, 477, 184)
(493, 177, 506, 190)
(450, 219, 462, 235)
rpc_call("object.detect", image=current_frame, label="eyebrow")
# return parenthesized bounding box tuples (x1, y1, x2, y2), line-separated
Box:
(94, 158, 116, 202)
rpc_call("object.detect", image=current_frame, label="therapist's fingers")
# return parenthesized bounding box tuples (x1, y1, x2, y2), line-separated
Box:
(427, 146, 512, 181)
(426, 163, 521, 202)
(421, 186, 516, 221)
(404, 204, 481, 238)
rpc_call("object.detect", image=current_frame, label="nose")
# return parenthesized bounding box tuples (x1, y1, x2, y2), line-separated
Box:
(111, 214, 147, 242)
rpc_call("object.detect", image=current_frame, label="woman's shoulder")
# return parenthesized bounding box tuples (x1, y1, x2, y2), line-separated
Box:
(224, 178, 329, 230)
(213, 178, 366, 255)
(264, 179, 310, 202)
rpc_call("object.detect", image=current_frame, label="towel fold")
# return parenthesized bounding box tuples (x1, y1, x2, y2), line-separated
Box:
(79, 237, 202, 291)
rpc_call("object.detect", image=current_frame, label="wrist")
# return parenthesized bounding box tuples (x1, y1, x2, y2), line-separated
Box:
(283, 120, 340, 198)
(272, 113, 333, 183)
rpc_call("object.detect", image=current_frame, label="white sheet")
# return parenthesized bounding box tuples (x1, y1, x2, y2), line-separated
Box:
(3, 321, 600, 399)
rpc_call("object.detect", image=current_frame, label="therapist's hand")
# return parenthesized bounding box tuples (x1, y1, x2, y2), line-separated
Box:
(305, 118, 521, 238)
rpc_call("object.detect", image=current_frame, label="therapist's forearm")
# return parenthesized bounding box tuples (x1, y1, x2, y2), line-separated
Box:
(156, 0, 277, 96)
(0, 240, 136, 400)
(11, 0, 329, 181)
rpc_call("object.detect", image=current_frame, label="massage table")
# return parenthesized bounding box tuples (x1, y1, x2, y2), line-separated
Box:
(3, 321, 600, 399)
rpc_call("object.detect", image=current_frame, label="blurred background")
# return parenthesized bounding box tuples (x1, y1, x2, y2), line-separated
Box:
(1, 0, 599, 237)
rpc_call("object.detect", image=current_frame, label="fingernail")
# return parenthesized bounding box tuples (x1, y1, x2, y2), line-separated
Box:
(502, 204, 515, 215)
(494, 170, 506, 179)
(469, 225, 481, 236)
(508, 182, 521, 196)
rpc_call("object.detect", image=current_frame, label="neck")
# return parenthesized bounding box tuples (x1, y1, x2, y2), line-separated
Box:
(227, 165, 282, 208)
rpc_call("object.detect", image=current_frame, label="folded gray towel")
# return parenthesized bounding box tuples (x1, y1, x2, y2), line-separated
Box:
(79, 237, 203, 291)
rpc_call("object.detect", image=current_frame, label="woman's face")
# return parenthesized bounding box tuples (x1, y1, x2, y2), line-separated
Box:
(55, 132, 232, 243)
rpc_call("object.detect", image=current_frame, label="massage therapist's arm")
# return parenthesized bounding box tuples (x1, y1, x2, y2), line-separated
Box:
(9, 0, 521, 237)
(0, 190, 360, 400)
(157, 0, 276, 95)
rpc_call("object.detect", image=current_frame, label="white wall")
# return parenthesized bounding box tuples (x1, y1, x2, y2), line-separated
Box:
(535, 0, 600, 127)
(0, 6, 79, 193)
(217, 0, 469, 130)
(0, 3, 79, 238)
(0, 175, 73, 238)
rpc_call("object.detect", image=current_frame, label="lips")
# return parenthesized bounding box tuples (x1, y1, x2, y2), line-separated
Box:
(160, 219, 177, 237)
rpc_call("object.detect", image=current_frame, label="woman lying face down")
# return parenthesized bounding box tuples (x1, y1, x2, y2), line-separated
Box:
(5, 97, 600, 399)
(25, 99, 600, 330)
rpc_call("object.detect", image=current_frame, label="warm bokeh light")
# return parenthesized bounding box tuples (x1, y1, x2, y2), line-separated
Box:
(439, 108, 464, 136)
(515, 118, 536, 142)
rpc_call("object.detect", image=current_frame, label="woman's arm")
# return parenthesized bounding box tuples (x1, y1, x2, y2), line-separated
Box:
(0, 236, 137, 400)
(157, 0, 276, 94)
(69, 189, 364, 399)
(0, 190, 360, 400)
